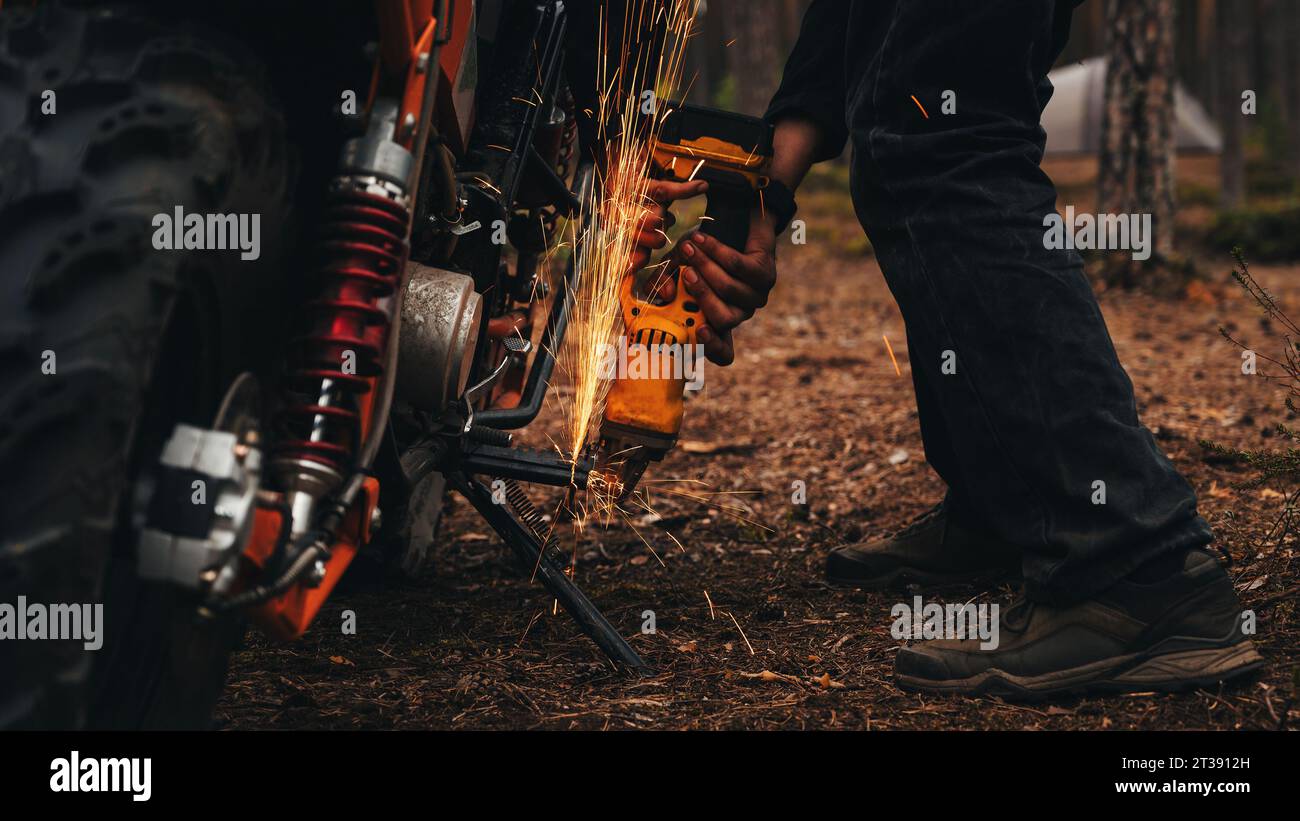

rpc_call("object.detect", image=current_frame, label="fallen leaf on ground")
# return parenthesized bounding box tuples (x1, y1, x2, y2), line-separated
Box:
(814, 672, 845, 689)
(1205, 480, 1230, 498)
(741, 670, 802, 685)
(680, 440, 759, 455)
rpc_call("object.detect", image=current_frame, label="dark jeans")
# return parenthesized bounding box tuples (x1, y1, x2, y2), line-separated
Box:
(844, 0, 1211, 603)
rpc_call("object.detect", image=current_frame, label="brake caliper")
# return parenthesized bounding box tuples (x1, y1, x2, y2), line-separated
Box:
(136, 424, 261, 593)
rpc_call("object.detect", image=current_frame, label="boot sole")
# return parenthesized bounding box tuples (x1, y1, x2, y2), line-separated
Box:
(895, 639, 1265, 700)
(826, 564, 1017, 592)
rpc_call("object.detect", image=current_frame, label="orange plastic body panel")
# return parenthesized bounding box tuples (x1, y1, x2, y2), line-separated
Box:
(375, 1, 441, 150)
(243, 477, 380, 642)
(375, 0, 435, 75)
(434, 0, 476, 155)
(374, 0, 474, 154)
(602, 270, 698, 438)
(397, 22, 439, 151)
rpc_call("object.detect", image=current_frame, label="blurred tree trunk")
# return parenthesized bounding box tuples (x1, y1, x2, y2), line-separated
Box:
(721, 0, 781, 116)
(1172, 0, 1211, 118)
(1219, 0, 1247, 208)
(699, 1, 728, 107)
(1097, 0, 1178, 286)
(1286, 2, 1300, 180)
(1197, 0, 1220, 121)
(1263, 0, 1287, 129)
(684, 1, 713, 105)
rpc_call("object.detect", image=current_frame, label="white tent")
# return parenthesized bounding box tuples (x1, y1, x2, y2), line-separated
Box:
(1042, 56, 1222, 154)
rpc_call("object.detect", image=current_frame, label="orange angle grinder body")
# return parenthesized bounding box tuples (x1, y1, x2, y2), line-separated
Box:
(597, 102, 773, 500)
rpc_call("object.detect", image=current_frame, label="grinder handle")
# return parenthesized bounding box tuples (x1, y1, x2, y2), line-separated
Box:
(699, 175, 757, 252)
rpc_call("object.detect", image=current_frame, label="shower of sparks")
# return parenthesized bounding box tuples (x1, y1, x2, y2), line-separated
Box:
(517, 1, 776, 595)
(551, 0, 698, 527)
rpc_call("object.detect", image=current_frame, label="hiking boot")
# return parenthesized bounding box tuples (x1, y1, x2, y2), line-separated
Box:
(894, 549, 1264, 698)
(825, 502, 1020, 590)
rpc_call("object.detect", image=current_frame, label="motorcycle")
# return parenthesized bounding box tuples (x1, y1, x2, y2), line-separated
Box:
(0, 0, 637, 729)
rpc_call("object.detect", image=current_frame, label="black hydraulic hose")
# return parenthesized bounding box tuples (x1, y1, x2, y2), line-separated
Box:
(357, 36, 444, 473)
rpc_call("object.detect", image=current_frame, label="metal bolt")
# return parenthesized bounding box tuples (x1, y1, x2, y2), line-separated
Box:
(400, 113, 416, 140)
(416, 52, 430, 74)
(308, 560, 327, 587)
(370, 506, 383, 531)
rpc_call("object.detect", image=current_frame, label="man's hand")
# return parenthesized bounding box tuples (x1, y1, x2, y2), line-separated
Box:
(677, 208, 778, 365)
(630, 178, 708, 272)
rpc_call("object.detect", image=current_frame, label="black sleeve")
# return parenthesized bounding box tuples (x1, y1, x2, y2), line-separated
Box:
(762, 0, 849, 163)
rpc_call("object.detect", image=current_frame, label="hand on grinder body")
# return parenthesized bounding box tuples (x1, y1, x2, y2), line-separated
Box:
(627, 179, 778, 366)
(675, 208, 778, 366)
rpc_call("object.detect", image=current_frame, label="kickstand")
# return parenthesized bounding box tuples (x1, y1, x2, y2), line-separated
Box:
(445, 470, 647, 671)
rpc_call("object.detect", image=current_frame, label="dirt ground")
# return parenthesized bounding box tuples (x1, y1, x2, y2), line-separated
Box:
(219, 159, 1300, 730)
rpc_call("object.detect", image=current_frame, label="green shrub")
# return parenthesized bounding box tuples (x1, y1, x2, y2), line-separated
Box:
(1209, 205, 1300, 261)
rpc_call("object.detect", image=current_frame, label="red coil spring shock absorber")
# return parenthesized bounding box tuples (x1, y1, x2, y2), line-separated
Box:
(272, 102, 415, 532)
(278, 182, 409, 470)
(270, 99, 416, 537)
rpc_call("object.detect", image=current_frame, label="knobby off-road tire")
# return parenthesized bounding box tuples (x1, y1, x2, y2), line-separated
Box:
(0, 2, 294, 728)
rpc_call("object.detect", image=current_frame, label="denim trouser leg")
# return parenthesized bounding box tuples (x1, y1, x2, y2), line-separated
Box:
(906, 327, 996, 535)
(845, 0, 1211, 603)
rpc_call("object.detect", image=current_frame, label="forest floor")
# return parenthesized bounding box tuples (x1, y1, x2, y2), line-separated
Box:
(219, 159, 1300, 730)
